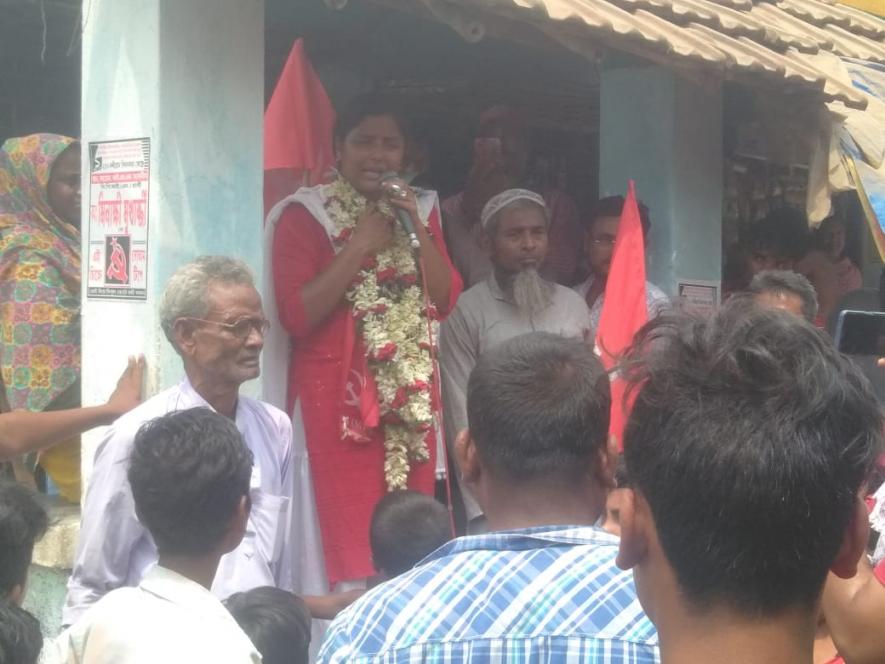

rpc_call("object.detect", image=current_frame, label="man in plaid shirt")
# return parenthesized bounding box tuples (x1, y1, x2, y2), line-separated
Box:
(319, 333, 659, 663)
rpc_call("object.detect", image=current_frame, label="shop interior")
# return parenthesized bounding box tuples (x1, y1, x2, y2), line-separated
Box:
(267, 0, 874, 285)
(266, 1, 601, 212)
(1, 0, 877, 286)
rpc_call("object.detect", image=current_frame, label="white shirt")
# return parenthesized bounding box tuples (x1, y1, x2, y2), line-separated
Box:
(47, 566, 261, 664)
(573, 274, 670, 334)
(63, 378, 295, 626)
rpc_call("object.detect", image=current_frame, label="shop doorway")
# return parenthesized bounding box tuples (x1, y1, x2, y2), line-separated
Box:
(266, 1, 600, 214)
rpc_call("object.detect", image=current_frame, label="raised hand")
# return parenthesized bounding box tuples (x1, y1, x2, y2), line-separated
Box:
(105, 355, 146, 418)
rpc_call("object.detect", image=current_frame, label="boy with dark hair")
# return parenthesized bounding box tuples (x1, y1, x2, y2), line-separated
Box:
(225, 586, 311, 664)
(51, 408, 261, 663)
(0, 481, 48, 605)
(0, 598, 43, 664)
(290, 492, 451, 625)
(616, 298, 882, 663)
(369, 490, 451, 579)
(741, 217, 794, 275)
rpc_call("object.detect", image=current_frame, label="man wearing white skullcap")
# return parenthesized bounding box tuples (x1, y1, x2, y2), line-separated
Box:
(441, 106, 583, 288)
(440, 188, 591, 530)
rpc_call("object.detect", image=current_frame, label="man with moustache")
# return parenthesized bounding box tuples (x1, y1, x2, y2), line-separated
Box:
(440, 189, 590, 528)
(442, 106, 583, 288)
(576, 196, 668, 335)
(64, 256, 298, 625)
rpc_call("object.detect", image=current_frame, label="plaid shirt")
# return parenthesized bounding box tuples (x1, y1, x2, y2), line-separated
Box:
(318, 526, 660, 663)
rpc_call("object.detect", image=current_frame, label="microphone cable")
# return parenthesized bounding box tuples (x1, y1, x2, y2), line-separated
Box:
(415, 238, 457, 539)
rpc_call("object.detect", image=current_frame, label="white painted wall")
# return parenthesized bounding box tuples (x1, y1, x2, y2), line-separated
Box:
(599, 66, 723, 293)
(80, 0, 265, 480)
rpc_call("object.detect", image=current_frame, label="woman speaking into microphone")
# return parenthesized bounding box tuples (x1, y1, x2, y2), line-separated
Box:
(269, 95, 462, 589)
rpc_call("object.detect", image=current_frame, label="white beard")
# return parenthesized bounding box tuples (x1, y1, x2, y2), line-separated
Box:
(511, 267, 554, 318)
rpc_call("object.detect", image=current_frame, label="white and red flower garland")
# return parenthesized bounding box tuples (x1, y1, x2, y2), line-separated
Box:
(325, 176, 438, 490)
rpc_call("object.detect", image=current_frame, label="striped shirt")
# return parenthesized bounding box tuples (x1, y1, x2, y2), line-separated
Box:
(318, 526, 660, 663)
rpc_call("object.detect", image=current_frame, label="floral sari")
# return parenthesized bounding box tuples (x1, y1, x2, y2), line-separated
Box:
(0, 134, 81, 498)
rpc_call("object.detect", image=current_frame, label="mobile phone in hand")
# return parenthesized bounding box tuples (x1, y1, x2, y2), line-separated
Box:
(834, 310, 885, 356)
(834, 310, 885, 404)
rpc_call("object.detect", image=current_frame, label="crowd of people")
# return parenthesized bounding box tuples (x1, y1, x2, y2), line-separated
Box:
(0, 92, 883, 664)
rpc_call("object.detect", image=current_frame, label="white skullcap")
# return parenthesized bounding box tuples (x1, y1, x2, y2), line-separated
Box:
(480, 188, 547, 230)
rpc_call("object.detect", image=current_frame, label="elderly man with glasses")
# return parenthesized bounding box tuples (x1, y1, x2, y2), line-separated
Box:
(64, 256, 298, 626)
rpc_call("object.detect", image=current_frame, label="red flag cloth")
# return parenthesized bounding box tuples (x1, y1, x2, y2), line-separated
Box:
(264, 39, 336, 212)
(595, 181, 648, 451)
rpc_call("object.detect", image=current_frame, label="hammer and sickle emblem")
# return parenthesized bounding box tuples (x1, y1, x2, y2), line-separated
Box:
(343, 369, 366, 407)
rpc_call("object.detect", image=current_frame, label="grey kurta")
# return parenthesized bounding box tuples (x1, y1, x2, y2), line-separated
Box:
(439, 273, 591, 520)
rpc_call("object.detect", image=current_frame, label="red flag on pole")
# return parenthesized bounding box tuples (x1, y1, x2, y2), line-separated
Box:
(264, 39, 336, 214)
(595, 181, 648, 451)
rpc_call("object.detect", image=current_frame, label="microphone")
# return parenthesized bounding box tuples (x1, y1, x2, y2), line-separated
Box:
(381, 172, 421, 251)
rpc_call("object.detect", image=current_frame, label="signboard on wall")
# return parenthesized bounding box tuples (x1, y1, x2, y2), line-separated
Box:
(86, 138, 150, 300)
(678, 279, 720, 317)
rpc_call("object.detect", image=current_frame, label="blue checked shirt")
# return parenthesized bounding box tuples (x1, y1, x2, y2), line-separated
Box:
(318, 526, 660, 663)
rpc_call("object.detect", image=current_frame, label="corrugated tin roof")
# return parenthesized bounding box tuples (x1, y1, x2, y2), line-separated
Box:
(834, 0, 885, 19)
(779, 0, 885, 39)
(410, 0, 885, 110)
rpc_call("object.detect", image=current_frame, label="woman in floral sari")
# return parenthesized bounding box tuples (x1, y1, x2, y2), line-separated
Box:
(269, 96, 462, 587)
(0, 134, 81, 500)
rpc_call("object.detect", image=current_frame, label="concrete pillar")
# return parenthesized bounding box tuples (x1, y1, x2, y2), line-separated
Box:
(598, 65, 723, 294)
(80, 0, 265, 476)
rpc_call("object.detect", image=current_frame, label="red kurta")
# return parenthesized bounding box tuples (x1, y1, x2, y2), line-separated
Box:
(272, 202, 462, 584)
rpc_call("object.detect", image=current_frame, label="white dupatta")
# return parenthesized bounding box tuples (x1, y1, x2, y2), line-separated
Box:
(262, 186, 450, 647)
(262, 184, 439, 412)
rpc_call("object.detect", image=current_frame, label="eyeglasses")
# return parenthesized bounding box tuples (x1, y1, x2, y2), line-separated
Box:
(183, 317, 271, 340)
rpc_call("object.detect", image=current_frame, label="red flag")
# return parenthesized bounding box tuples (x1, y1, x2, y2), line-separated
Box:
(595, 181, 647, 451)
(264, 39, 336, 213)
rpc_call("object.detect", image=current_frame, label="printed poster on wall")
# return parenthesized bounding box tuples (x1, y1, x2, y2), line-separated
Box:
(86, 138, 150, 300)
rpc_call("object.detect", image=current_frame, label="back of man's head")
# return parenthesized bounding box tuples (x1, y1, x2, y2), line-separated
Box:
(0, 599, 43, 664)
(748, 269, 818, 323)
(0, 482, 48, 602)
(369, 490, 451, 578)
(620, 297, 883, 616)
(224, 587, 311, 664)
(467, 332, 610, 486)
(128, 407, 253, 558)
